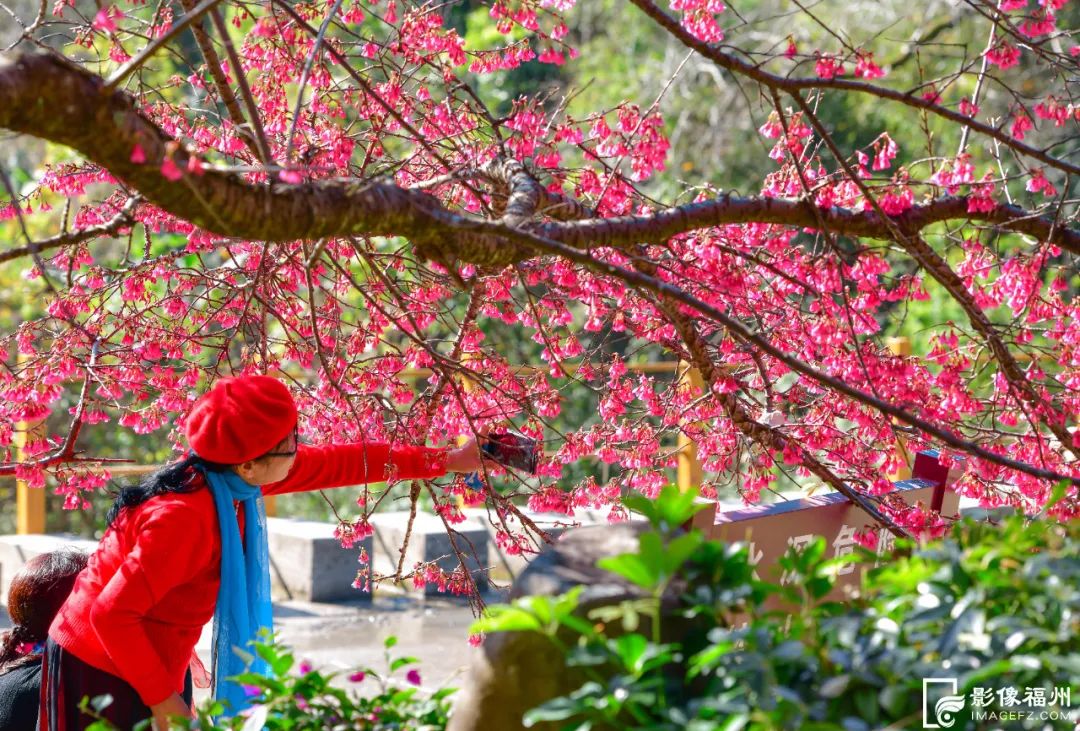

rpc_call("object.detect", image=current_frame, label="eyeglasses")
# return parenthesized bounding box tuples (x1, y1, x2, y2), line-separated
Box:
(263, 425, 301, 458)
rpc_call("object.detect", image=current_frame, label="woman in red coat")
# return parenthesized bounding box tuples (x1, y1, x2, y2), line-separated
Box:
(41, 375, 483, 730)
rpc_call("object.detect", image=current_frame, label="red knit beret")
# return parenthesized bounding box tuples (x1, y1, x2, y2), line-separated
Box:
(184, 375, 298, 464)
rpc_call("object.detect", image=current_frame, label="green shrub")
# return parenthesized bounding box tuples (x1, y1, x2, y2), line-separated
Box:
(473, 487, 1079, 730)
(82, 635, 455, 730)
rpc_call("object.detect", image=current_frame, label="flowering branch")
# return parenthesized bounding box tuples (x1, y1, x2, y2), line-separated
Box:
(641, 268, 911, 537)
(623, 0, 1080, 179)
(481, 223, 1080, 488)
(0, 196, 139, 265)
(0, 341, 134, 477)
(787, 93, 1080, 463)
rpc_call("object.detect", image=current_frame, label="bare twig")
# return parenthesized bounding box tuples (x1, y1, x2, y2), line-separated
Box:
(207, 7, 275, 170)
(0, 196, 140, 264)
(283, 0, 346, 165)
(105, 0, 223, 90)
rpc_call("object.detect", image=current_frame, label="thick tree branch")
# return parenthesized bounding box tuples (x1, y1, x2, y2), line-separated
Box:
(2, 51, 1077, 266)
(0, 52, 456, 245)
(531, 195, 1080, 257)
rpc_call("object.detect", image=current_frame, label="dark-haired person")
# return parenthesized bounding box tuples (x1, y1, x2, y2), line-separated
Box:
(41, 375, 485, 730)
(0, 549, 88, 731)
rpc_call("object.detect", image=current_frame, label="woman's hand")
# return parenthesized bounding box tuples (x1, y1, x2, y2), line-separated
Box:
(150, 692, 191, 730)
(445, 437, 485, 473)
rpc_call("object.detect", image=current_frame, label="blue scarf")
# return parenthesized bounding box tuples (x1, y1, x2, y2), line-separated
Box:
(199, 466, 273, 717)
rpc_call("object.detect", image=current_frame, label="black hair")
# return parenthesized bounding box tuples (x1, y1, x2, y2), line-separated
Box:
(106, 455, 231, 527)
(1, 549, 89, 673)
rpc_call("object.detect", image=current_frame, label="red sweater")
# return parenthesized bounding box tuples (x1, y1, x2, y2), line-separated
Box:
(49, 442, 447, 706)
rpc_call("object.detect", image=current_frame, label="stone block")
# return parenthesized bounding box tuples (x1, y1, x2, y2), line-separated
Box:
(266, 517, 372, 603)
(449, 522, 657, 731)
(463, 507, 613, 588)
(367, 510, 489, 595)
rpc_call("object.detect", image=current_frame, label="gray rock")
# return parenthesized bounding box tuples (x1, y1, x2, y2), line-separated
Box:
(450, 522, 654, 731)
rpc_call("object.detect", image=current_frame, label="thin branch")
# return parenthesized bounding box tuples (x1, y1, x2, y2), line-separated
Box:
(105, 0, 223, 90)
(283, 0, 346, 166)
(176, 0, 264, 162)
(0, 196, 139, 264)
(0, 341, 135, 476)
(623, 0, 1080, 179)
(207, 7, 275, 170)
(956, 1, 1000, 156)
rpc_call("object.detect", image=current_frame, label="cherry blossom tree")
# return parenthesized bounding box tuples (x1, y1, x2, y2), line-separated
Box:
(0, 0, 1077, 598)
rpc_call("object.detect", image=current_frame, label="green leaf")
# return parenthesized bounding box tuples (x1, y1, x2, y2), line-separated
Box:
(384, 635, 398, 649)
(716, 714, 749, 731)
(1041, 478, 1071, 514)
(841, 717, 871, 731)
(559, 613, 600, 638)
(523, 684, 606, 725)
(801, 536, 827, 567)
(854, 689, 878, 723)
(390, 656, 419, 672)
(471, 606, 543, 634)
(623, 484, 709, 531)
(613, 634, 648, 672)
(431, 687, 458, 701)
(879, 685, 907, 717)
(471, 588, 586, 636)
(772, 640, 804, 662)
(258, 644, 294, 677)
(664, 531, 705, 577)
(598, 552, 659, 589)
(807, 577, 833, 599)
